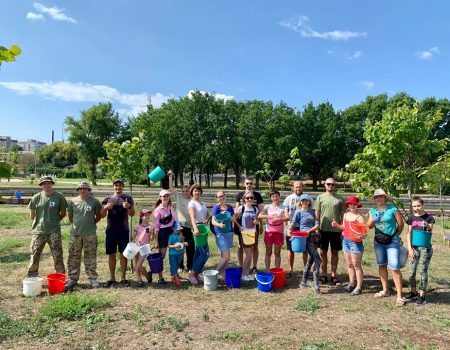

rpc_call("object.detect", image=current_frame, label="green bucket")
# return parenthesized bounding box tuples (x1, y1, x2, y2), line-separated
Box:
(193, 224, 209, 247)
(148, 166, 166, 183)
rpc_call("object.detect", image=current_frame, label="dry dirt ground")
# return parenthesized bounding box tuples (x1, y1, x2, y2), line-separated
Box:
(0, 206, 449, 350)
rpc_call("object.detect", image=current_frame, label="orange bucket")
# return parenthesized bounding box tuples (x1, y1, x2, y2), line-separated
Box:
(47, 273, 66, 295)
(269, 268, 285, 289)
(348, 222, 367, 242)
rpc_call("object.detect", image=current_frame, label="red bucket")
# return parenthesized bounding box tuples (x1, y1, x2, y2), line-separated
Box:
(269, 268, 285, 289)
(291, 230, 308, 237)
(348, 222, 367, 242)
(47, 273, 66, 295)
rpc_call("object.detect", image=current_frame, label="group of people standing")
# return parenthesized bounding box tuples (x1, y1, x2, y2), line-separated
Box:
(26, 175, 435, 306)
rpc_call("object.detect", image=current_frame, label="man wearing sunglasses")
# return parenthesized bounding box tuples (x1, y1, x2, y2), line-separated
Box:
(315, 177, 345, 286)
(235, 176, 264, 273)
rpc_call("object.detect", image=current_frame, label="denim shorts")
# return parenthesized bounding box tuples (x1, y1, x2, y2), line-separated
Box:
(374, 236, 400, 270)
(342, 237, 364, 254)
(215, 231, 233, 252)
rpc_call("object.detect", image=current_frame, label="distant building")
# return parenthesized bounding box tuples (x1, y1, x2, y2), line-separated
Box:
(0, 136, 18, 149)
(17, 139, 47, 151)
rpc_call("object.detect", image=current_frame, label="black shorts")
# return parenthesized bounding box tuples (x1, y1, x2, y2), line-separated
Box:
(319, 230, 342, 251)
(286, 236, 293, 251)
(157, 226, 173, 249)
(105, 230, 129, 255)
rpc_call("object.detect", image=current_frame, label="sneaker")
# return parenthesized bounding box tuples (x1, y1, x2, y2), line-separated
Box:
(351, 287, 362, 295)
(137, 280, 145, 288)
(415, 296, 427, 305)
(247, 274, 254, 281)
(172, 276, 182, 287)
(312, 285, 321, 294)
(402, 291, 418, 302)
(158, 278, 167, 285)
(299, 281, 308, 288)
(90, 279, 99, 288)
(241, 275, 251, 282)
(250, 267, 258, 274)
(343, 284, 355, 293)
(64, 279, 78, 290)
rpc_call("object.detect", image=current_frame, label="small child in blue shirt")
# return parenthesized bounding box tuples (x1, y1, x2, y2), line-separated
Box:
(167, 228, 186, 286)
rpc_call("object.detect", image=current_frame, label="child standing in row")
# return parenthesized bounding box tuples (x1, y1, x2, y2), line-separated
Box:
(168, 226, 186, 286)
(332, 196, 366, 295)
(290, 194, 321, 294)
(133, 209, 154, 287)
(403, 196, 435, 305)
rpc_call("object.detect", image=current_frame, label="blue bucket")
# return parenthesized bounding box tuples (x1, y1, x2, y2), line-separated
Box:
(291, 236, 306, 253)
(148, 166, 166, 183)
(225, 267, 242, 288)
(411, 229, 432, 248)
(146, 253, 164, 273)
(255, 271, 274, 292)
(215, 212, 231, 233)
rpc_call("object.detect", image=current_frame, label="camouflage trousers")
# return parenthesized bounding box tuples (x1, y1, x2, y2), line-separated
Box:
(28, 231, 65, 275)
(409, 245, 433, 292)
(67, 234, 98, 280)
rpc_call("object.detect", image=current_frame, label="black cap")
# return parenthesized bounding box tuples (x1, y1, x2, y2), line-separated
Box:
(113, 179, 124, 185)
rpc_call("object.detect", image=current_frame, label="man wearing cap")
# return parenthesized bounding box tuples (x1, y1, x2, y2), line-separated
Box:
(100, 179, 135, 287)
(27, 176, 68, 277)
(283, 180, 308, 278)
(65, 182, 102, 290)
(315, 177, 346, 285)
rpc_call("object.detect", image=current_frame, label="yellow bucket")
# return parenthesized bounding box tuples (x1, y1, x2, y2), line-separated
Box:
(241, 229, 256, 245)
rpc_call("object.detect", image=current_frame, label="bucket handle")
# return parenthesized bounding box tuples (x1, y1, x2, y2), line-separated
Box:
(255, 275, 274, 284)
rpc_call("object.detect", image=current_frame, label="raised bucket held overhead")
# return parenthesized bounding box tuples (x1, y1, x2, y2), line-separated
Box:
(148, 166, 166, 183)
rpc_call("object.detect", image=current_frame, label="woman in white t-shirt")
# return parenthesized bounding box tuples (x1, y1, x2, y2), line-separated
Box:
(187, 184, 210, 285)
(259, 190, 288, 270)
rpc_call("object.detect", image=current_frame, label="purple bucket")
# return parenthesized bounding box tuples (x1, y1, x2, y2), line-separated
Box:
(146, 253, 164, 273)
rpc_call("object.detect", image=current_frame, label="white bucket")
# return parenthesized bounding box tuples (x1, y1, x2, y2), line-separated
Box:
(138, 244, 151, 257)
(203, 269, 219, 291)
(23, 277, 43, 297)
(123, 242, 139, 259)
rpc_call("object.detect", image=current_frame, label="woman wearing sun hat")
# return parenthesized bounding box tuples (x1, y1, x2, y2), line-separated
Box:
(332, 196, 366, 295)
(367, 189, 405, 307)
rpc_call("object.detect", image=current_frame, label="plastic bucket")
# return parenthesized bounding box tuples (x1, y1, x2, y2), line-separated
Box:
(193, 224, 209, 247)
(399, 245, 408, 269)
(411, 229, 432, 248)
(225, 267, 242, 288)
(291, 236, 306, 253)
(147, 253, 164, 273)
(241, 229, 256, 245)
(148, 166, 166, 183)
(291, 230, 308, 237)
(123, 242, 139, 259)
(255, 271, 274, 292)
(269, 268, 285, 289)
(215, 212, 231, 233)
(138, 244, 151, 257)
(348, 222, 367, 242)
(203, 269, 219, 291)
(23, 277, 43, 297)
(47, 273, 66, 295)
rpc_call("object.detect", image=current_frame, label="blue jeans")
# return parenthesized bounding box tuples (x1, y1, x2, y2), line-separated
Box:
(215, 231, 233, 252)
(374, 236, 400, 270)
(169, 253, 183, 276)
(342, 237, 364, 254)
(192, 245, 210, 273)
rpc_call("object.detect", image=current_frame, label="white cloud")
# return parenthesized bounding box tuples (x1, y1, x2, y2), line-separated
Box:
(30, 2, 77, 23)
(0, 81, 172, 116)
(361, 80, 374, 90)
(26, 12, 45, 21)
(346, 50, 362, 60)
(280, 15, 366, 41)
(416, 46, 440, 60)
(187, 90, 234, 101)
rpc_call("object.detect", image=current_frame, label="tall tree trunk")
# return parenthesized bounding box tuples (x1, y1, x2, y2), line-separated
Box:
(189, 170, 194, 186)
(224, 167, 228, 188)
(199, 170, 202, 186)
(146, 165, 150, 186)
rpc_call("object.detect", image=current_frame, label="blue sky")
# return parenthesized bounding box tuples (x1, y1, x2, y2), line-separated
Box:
(1, 1, 449, 144)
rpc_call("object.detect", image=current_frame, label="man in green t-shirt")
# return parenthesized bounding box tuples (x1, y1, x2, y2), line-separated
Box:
(314, 177, 345, 286)
(65, 182, 102, 290)
(27, 176, 68, 277)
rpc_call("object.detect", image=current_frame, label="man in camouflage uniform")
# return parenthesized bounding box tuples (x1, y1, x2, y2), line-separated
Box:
(65, 182, 102, 290)
(27, 176, 68, 277)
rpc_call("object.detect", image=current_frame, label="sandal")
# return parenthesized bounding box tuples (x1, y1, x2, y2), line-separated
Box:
(331, 277, 342, 286)
(137, 280, 145, 288)
(319, 275, 328, 284)
(286, 272, 293, 279)
(374, 290, 391, 298)
(120, 279, 130, 287)
(103, 280, 116, 288)
(396, 298, 405, 307)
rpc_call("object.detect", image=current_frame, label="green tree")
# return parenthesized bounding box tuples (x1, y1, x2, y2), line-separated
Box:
(347, 100, 448, 209)
(65, 103, 123, 184)
(36, 142, 78, 168)
(0, 162, 12, 181)
(0, 45, 21, 67)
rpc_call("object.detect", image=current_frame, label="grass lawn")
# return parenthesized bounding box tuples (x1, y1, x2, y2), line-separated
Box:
(0, 205, 449, 349)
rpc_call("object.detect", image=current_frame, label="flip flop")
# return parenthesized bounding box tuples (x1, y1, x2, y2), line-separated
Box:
(374, 290, 391, 298)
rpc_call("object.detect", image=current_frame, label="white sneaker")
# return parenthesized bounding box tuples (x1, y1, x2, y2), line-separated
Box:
(241, 275, 251, 281)
(247, 275, 255, 281)
(90, 279, 99, 288)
